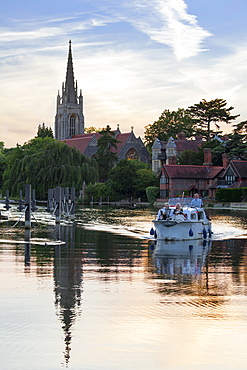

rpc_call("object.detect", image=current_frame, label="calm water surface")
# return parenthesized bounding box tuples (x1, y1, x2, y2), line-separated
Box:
(0, 206, 247, 369)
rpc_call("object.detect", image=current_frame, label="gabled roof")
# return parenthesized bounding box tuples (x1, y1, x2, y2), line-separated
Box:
(229, 180, 247, 188)
(162, 164, 223, 180)
(175, 139, 202, 153)
(63, 135, 96, 153)
(63, 131, 137, 155)
(229, 160, 247, 178)
(159, 138, 202, 153)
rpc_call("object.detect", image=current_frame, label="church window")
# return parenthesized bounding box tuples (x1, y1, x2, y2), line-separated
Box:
(125, 148, 139, 160)
(69, 115, 76, 137)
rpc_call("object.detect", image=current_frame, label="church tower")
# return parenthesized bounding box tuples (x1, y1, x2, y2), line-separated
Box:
(55, 40, 85, 140)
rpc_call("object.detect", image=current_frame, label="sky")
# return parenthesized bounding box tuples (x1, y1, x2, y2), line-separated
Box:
(1, 0, 247, 148)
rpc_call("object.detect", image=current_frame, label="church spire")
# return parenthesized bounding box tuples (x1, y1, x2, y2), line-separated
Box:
(55, 40, 85, 140)
(64, 40, 77, 104)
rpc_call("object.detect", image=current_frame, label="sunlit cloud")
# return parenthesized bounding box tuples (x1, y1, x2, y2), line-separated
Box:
(123, 0, 212, 60)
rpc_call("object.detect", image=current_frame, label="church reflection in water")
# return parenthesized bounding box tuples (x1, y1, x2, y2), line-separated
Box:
(52, 224, 83, 367)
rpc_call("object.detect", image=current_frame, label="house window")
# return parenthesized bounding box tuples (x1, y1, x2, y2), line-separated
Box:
(160, 174, 168, 184)
(153, 149, 160, 160)
(153, 160, 160, 172)
(225, 175, 235, 184)
(69, 115, 76, 137)
(167, 148, 174, 156)
(160, 189, 168, 198)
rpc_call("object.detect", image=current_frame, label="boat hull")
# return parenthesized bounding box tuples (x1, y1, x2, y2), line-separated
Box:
(152, 219, 211, 240)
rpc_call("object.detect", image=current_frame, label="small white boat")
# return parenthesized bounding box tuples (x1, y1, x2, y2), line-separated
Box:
(151, 197, 212, 241)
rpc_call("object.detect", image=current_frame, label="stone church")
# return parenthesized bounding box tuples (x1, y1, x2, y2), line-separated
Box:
(55, 41, 150, 165)
(54, 40, 84, 140)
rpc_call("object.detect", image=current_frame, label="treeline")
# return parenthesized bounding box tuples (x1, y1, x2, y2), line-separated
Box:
(1, 98, 247, 202)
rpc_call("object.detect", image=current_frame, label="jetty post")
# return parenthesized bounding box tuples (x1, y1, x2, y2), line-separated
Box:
(70, 187, 75, 220)
(55, 186, 61, 224)
(4, 190, 11, 211)
(25, 184, 31, 229)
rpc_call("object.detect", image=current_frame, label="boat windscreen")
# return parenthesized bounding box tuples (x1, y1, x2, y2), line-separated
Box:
(168, 197, 192, 206)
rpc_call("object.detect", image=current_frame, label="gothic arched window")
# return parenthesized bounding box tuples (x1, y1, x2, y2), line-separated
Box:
(125, 148, 139, 160)
(69, 115, 76, 137)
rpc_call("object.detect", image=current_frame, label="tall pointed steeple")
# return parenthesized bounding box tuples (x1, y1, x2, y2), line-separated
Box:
(55, 40, 85, 140)
(64, 40, 77, 104)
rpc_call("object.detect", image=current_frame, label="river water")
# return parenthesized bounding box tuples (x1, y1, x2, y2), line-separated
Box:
(0, 206, 247, 369)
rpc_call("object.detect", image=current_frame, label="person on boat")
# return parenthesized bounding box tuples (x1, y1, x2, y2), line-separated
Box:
(157, 203, 171, 220)
(172, 203, 186, 221)
(190, 193, 203, 208)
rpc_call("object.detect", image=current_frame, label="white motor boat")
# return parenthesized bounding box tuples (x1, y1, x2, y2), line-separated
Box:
(151, 197, 212, 241)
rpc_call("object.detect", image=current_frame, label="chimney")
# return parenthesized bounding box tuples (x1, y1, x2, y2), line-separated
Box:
(203, 148, 213, 166)
(222, 153, 229, 169)
(177, 132, 186, 140)
(168, 156, 177, 165)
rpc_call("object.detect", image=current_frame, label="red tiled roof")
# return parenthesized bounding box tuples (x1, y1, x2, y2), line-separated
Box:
(175, 140, 202, 152)
(63, 136, 95, 153)
(230, 180, 247, 188)
(113, 132, 131, 154)
(63, 131, 133, 155)
(162, 164, 223, 179)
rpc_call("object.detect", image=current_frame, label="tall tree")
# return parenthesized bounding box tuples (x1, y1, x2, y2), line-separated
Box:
(0, 142, 6, 190)
(94, 125, 120, 182)
(188, 99, 239, 140)
(108, 159, 158, 200)
(2, 137, 98, 199)
(36, 123, 54, 138)
(144, 108, 196, 149)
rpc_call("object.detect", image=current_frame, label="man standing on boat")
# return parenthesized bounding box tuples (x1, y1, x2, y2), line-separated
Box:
(190, 193, 203, 208)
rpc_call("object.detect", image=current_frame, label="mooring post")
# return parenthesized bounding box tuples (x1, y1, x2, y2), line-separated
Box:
(25, 184, 31, 229)
(24, 228, 31, 266)
(64, 187, 69, 217)
(4, 190, 11, 210)
(18, 189, 24, 211)
(31, 189, 37, 212)
(70, 187, 75, 220)
(55, 186, 61, 224)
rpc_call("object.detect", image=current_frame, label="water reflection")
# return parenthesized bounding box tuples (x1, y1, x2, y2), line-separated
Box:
(1, 208, 247, 369)
(150, 238, 211, 277)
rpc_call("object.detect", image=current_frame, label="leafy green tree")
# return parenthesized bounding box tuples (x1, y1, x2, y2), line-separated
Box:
(188, 99, 239, 140)
(108, 159, 158, 200)
(36, 123, 54, 138)
(84, 126, 102, 133)
(144, 108, 196, 149)
(2, 137, 98, 199)
(94, 125, 120, 182)
(146, 186, 160, 206)
(0, 142, 6, 191)
(225, 133, 247, 160)
(177, 139, 225, 166)
(177, 150, 202, 165)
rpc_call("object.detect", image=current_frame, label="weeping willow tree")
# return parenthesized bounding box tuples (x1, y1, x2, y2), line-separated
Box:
(2, 137, 98, 199)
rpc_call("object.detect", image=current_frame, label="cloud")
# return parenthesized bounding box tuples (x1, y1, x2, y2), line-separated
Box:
(124, 0, 212, 60)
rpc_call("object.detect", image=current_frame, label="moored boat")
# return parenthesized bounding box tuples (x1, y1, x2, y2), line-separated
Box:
(150, 197, 212, 241)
